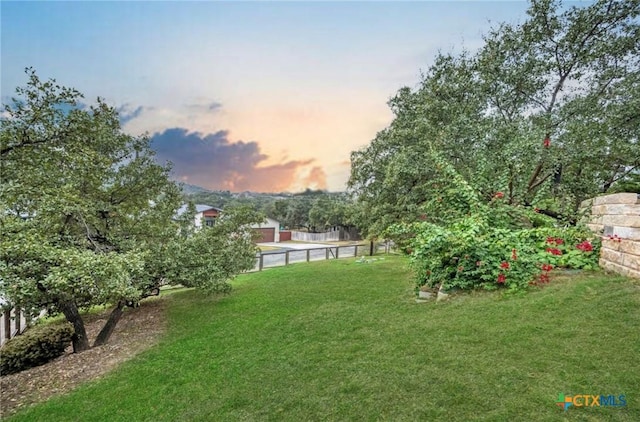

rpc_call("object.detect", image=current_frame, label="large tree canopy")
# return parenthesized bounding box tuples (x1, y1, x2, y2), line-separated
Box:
(349, 0, 640, 238)
(0, 70, 260, 352)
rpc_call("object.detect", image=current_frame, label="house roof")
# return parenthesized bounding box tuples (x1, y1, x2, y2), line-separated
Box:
(175, 204, 223, 217)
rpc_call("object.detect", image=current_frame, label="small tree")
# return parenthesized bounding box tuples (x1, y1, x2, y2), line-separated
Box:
(0, 69, 260, 352)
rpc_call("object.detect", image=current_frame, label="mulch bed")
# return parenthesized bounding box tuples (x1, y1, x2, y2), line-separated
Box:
(0, 298, 167, 417)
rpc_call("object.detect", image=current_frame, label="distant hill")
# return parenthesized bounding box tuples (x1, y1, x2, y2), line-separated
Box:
(178, 183, 342, 198)
(179, 183, 212, 195)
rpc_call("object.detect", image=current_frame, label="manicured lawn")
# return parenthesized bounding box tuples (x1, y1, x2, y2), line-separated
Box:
(8, 256, 640, 421)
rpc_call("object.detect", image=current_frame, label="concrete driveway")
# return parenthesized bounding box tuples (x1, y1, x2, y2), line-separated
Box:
(258, 242, 332, 250)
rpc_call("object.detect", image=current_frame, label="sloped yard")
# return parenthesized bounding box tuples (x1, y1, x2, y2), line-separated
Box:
(4, 256, 640, 421)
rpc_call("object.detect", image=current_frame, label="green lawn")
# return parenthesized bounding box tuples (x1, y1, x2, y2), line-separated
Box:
(8, 256, 640, 421)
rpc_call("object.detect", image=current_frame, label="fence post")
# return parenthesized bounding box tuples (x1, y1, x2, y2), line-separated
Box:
(285, 251, 290, 265)
(4, 310, 11, 341)
(336, 247, 340, 259)
(259, 254, 264, 271)
(15, 308, 21, 335)
(326, 248, 330, 260)
(354, 245, 358, 257)
(306, 249, 310, 262)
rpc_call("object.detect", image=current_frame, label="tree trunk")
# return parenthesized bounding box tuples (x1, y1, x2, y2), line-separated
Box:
(93, 301, 125, 347)
(60, 300, 90, 353)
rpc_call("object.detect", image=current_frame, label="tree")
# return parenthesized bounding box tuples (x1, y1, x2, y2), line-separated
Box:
(349, 0, 640, 238)
(284, 198, 313, 230)
(308, 193, 353, 232)
(0, 69, 260, 352)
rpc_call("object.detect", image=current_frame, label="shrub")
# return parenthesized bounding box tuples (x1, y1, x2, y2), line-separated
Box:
(383, 152, 601, 295)
(387, 218, 600, 294)
(0, 322, 73, 375)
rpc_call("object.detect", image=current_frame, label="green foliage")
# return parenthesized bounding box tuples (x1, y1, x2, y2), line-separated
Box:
(383, 159, 600, 293)
(349, 0, 640, 238)
(150, 205, 262, 294)
(0, 322, 73, 375)
(307, 193, 354, 232)
(388, 218, 600, 293)
(0, 69, 262, 350)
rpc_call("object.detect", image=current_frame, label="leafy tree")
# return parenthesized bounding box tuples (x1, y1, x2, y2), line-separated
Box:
(308, 193, 353, 232)
(0, 70, 260, 352)
(268, 199, 291, 225)
(349, 0, 640, 238)
(284, 197, 314, 230)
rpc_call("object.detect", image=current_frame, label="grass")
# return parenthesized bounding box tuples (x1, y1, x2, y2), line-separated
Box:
(7, 256, 640, 421)
(257, 245, 281, 251)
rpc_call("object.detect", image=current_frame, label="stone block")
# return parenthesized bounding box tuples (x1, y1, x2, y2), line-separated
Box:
(612, 226, 640, 240)
(601, 240, 621, 252)
(418, 291, 433, 299)
(601, 248, 623, 264)
(594, 193, 640, 206)
(601, 204, 640, 216)
(599, 259, 640, 279)
(603, 226, 640, 240)
(586, 214, 604, 225)
(622, 253, 640, 271)
(619, 240, 640, 256)
(602, 215, 640, 228)
(591, 205, 608, 216)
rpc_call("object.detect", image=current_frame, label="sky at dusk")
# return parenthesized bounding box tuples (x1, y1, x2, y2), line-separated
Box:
(2, 1, 557, 192)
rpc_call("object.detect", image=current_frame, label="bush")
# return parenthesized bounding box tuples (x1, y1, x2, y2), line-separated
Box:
(387, 218, 600, 294)
(0, 322, 73, 375)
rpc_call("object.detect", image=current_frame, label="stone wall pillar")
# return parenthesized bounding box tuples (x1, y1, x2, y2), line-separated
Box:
(581, 193, 640, 279)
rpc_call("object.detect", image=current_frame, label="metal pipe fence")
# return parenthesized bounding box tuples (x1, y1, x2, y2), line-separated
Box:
(252, 242, 390, 272)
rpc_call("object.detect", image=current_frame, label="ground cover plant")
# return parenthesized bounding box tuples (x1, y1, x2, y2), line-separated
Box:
(5, 256, 639, 421)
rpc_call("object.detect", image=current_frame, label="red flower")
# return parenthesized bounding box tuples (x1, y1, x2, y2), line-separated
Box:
(538, 273, 550, 284)
(541, 263, 554, 272)
(545, 248, 562, 256)
(534, 207, 541, 213)
(576, 240, 593, 252)
(500, 261, 510, 270)
(511, 249, 517, 261)
(494, 192, 504, 199)
(607, 234, 622, 243)
(543, 137, 551, 148)
(497, 274, 506, 284)
(546, 237, 563, 245)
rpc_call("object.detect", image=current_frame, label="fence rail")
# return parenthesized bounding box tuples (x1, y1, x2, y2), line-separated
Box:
(1, 307, 28, 347)
(253, 242, 390, 272)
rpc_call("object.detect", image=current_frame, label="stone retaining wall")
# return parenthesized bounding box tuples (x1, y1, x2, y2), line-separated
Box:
(581, 193, 640, 279)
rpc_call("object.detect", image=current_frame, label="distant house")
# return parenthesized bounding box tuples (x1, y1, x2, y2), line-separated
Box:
(175, 204, 222, 228)
(175, 205, 281, 242)
(253, 217, 281, 243)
